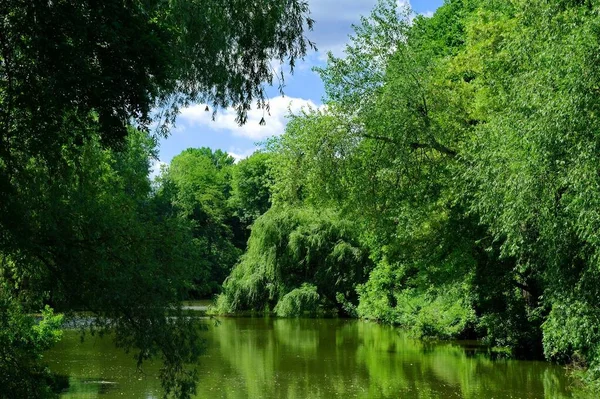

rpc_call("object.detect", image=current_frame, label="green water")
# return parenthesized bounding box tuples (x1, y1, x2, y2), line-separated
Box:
(46, 317, 581, 398)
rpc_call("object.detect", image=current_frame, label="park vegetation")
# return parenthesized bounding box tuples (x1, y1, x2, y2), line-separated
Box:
(212, 0, 600, 392)
(5, 0, 600, 397)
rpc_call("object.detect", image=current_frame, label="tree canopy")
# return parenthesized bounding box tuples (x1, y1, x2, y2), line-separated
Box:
(0, 1, 314, 397)
(215, 0, 600, 391)
(10, 0, 600, 394)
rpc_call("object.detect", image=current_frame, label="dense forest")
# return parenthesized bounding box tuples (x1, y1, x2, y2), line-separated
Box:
(211, 0, 600, 394)
(5, 0, 600, 398)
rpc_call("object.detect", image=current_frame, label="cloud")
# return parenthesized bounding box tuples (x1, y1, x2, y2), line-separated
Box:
(177, 96, 319, 141)
(228, 147, 259, 163)
(306, 0, 379, 58)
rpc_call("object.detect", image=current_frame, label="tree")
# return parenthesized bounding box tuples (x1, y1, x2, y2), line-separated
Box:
(1, 128, 208, 396)
(264, 0, 541, 350)
(0, 1, 315, 397)
(156, 148, 241, 297)
(461, 0, 600, 375)
(229, 151, 274, 226)
(215, 206, 372, 317)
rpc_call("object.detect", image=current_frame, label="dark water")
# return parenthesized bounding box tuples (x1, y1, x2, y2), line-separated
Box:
(46, 317, 583, 398)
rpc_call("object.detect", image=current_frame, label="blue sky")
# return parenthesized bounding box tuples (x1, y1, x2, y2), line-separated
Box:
(154, 0, 444, 171)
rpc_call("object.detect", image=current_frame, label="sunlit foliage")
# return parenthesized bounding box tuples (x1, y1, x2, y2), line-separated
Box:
(218, 0, 600, 390)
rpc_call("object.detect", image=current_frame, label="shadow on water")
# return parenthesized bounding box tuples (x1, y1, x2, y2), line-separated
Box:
(47, 317, 584, 398)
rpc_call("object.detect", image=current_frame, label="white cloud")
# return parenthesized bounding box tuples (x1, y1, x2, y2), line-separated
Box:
(178, 96, 318, 140)
(228, 147, 259, 163)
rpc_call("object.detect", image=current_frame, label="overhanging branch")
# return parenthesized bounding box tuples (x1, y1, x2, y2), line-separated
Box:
(359, 133, 457, 158)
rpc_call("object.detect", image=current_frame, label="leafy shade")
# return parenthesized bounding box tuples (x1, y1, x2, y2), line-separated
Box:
(1, 1, 315, 396)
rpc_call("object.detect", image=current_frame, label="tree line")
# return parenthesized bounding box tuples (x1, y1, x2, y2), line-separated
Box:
(213, 0, 600, 392)
(5, 0, 600, 397)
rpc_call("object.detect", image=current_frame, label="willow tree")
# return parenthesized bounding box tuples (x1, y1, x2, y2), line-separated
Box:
(0, 1, 315, 397)
(215, 206, 372, 317)
(266, 0, 484, 339)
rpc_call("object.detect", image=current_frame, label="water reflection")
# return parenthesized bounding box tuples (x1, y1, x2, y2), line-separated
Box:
(47, 318, 579, 398)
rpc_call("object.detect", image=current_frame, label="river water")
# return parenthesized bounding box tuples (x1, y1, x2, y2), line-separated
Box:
(46, 317, 581, 398)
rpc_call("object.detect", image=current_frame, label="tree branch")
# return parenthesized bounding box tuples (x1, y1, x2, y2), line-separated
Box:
(359, 134, 457, 157)
(360, 133, 399, 145)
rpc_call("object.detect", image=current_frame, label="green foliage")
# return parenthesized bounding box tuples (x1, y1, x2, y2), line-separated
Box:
(460, 0, 600, 371)
(156, 147, 243, 296)
(0, 292, 63, 398)
(274, 283, 320, 317)
(360, 272, 465, 339)
(164, 148, 234, 220)
(229, 152, 274, 226)
(215, 207, 372, 316)
(358, 269, 475, 340)
(355, 209, 479, 340)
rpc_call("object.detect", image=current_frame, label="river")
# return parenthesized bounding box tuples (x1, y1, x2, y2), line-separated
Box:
(46, 316, 581, 398)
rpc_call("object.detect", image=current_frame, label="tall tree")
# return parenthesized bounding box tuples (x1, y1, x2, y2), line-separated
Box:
(229, 151, 274, 226)
(157, 148, 240, 297)
(0, 1, 315, 397)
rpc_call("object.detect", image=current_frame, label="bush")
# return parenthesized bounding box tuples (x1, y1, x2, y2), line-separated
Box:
(358, 265, 475, 340)
(0, 292, 64, 398)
